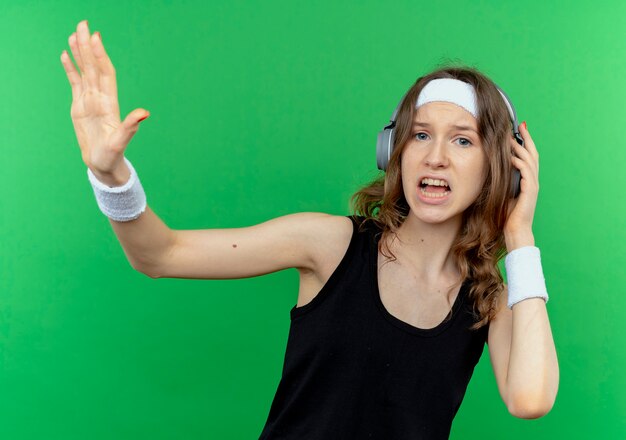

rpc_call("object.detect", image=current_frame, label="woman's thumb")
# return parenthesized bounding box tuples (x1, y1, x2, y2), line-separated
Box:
(118, 108, 150, 145)
(123, 108, 150, 127)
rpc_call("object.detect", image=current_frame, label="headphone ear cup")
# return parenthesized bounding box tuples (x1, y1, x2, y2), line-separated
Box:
(511, 168, 521, 198)
(376, 127, 394, 171)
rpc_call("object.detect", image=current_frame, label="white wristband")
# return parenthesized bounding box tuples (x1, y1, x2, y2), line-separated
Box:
(504, 246, 549, 309)
(87, 157, 147, 222)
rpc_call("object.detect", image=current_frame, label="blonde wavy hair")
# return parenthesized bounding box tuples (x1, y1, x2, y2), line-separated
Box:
(351, 64, 515, 329)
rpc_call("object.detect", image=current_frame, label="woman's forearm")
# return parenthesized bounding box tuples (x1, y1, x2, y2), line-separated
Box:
(506, 298, 559, 418)
(503, 228, 559, 418)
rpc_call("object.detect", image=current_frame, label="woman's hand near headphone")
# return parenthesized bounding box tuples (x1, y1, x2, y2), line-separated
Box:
(504, 121, 539, 251)
(60, 20, 150, 187)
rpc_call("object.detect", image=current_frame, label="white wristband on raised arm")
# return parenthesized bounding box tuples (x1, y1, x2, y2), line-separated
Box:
(87, 156, 147, 222)
(504, 245, 549, 309)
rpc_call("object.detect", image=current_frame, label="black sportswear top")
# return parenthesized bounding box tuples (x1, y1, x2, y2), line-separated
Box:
(259, 216, 489, 439)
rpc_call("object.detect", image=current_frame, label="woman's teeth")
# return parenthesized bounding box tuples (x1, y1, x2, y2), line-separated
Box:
(420, 178, 449, 187)
(420, 187, 450, 198)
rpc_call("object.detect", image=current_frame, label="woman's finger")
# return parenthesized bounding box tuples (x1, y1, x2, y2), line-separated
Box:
(519, 123, 539, 174)
(68, 33, 84, 75)
(90, 31, 118, 99)
(512, 138, 538, 174)
(513, 144, 538, 178)
(76, 20, 99, 90)
(108, 108, 151, 150)
(60, 50, 83, 100)
(519, 122, 539, 160)
(511, 156, 539, 193)
(511, 137, 533, 163)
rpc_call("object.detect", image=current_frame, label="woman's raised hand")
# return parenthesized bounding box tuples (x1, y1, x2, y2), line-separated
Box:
(60, 20, 149, 184)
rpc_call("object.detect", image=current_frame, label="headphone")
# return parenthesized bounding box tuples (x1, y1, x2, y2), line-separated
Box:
(376, 82, 524, 198)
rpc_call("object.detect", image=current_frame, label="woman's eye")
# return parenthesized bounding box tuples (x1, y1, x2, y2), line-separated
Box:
(456, 137, 472, 147)
(413, 132, 473, 147)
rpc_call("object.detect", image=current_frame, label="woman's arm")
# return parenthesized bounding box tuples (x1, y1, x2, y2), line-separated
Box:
(136, 211, 346, 280)
(488, 122, 559, 418)
(61, 20, 342, 280)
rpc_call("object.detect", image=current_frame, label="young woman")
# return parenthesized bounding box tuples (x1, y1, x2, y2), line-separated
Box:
(61, 20, 559, 440)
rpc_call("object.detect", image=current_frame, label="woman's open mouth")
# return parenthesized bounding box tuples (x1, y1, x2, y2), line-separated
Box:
(419, 178, 451, 199)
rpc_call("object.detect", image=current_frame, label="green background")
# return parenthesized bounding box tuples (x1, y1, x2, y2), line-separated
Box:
(1, 0, 625, 438)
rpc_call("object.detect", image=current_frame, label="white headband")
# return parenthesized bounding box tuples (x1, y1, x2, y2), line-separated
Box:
(416, 78, 478, 118)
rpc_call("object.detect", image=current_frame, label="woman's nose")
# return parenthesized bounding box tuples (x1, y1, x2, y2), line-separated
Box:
(424, 140, 449, 168)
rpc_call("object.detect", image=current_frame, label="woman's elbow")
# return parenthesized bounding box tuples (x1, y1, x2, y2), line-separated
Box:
(506, 392, 556, 419)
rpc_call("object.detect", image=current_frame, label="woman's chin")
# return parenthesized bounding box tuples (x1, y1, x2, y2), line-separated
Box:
(407, 208, 461, 226)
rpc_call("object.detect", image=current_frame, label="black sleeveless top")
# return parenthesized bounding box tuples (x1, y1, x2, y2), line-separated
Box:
(259, 216, 489, 439)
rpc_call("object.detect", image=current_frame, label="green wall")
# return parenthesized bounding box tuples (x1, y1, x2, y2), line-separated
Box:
(1, 0, 624, 438)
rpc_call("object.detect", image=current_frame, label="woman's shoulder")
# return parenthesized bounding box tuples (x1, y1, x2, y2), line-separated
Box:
(280, 213, 354, 277)
(285, 212, 376, 250)
(286, 212, 355, 245)
(337, 214, 382, 237)
(290, 212, 353, 230)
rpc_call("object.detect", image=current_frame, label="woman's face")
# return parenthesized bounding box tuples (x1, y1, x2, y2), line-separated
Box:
(400, 101, 488, 226)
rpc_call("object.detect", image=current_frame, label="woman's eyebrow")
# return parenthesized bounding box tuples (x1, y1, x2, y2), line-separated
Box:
(413, 121, 477, 133)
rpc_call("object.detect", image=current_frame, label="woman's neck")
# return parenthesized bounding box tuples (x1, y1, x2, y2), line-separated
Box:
(384, 213, 462, 284)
